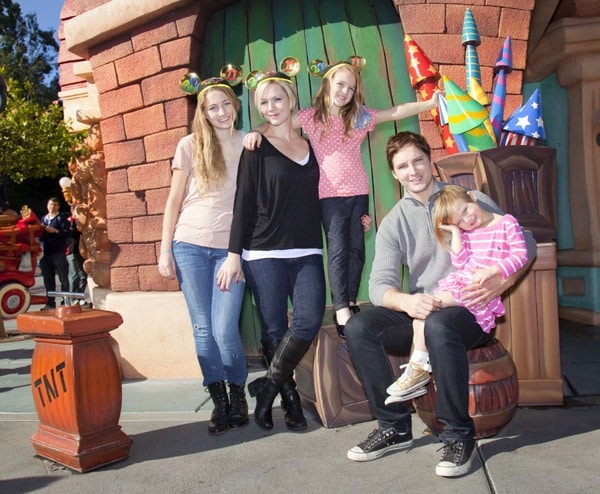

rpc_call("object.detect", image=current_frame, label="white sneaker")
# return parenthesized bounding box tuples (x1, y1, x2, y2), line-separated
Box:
(384, 386, 427, 405)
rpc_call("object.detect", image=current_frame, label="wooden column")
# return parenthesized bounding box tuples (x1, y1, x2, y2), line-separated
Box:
(495, 242, 563, 405)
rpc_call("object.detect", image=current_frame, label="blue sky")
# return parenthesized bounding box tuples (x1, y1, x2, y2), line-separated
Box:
(16, 0, 63, 32)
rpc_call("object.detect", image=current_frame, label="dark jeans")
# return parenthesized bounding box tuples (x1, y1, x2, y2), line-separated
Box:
(320, 195, 368, 311)
(39, 251, 70, 307)
(243, 254, 326, 345)
(345, 306, 491, 440)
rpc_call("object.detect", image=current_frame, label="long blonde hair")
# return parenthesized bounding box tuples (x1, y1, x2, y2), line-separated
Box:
(432, 185, 475, 249)
(191, 86, 240, 196)
(312, 63, 365, 141)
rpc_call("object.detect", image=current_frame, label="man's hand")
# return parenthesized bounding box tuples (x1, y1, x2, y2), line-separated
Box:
(471, 265, 500, 285)
(386, 291, 443, 319)
(460, 271, 505, 309)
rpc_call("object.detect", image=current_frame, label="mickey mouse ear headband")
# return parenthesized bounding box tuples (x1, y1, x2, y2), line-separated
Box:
(244, 57, 300, 90)
(307, 55, 367, 77)
(180, 64, 244, 97)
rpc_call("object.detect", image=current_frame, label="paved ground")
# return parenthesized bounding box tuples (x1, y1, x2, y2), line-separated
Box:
(1, 304, 600, 493)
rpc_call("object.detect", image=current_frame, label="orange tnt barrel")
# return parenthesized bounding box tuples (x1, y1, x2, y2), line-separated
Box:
(413, 338, 518, 439)
(17, 304, 132, 472)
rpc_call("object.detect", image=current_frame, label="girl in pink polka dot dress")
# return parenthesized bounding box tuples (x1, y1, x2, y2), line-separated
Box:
(246, 62, 439, 337)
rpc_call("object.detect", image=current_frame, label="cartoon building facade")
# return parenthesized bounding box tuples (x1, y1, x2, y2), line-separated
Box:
(56, 0, 600, 379)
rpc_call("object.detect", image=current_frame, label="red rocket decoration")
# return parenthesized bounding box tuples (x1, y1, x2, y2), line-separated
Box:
(403, 8, 544, 155)
(403, 34, 458, 154)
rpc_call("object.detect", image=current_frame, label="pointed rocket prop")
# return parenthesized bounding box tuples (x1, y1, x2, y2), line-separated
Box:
(403, 8, 540, 155)
(438, 94, 469, 152)
(443, 76, 496, 152)
(462, 8, 482, 96)
(469, 78, 496, 146)
(490, 37, 513, 143)
(403, 34, 459, 154)
(501, 88, 546, 146)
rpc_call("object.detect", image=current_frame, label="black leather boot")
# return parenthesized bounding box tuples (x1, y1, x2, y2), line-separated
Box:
(228, 383, 249, 430)
(280, 379, 307, 431)
(248, 332, 312, 431)
(247, 377, 279, 430)
(206, 381, 230, 435)
(262, 340, 307, 431)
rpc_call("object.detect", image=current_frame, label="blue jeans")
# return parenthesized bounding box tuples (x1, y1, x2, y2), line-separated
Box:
(320, 195, 368, 310)
(243, 255, 325, 345)
(173, 241, 248, 387)
(39, 251, 70, 307)
(345, 306, 491, 439)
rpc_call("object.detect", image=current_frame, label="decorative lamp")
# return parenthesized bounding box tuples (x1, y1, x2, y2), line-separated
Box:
(59, 177, 73, 205)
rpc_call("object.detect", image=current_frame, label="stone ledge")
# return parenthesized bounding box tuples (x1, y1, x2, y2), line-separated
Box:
(64, 0, 196, 58)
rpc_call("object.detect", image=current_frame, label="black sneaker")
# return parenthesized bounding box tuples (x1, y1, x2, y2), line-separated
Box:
(435, 439, 476, 477)
(347, 427, 413, 462)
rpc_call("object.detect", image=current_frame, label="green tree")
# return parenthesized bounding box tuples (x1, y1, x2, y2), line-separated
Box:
(0, 77, 87, 214)
(0, 77, 86, 182)
(0, 1, 85, 214)
(0, 0, 59, 106)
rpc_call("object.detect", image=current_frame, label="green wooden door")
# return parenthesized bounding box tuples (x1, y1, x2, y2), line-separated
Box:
(200, 0, 418, 355)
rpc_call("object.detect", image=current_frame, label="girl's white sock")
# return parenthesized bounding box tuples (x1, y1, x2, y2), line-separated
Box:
(411, 349, 432, 372)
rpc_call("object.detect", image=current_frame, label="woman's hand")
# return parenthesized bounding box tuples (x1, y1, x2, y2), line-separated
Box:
(216, 253, 244, 291)
(243, 130, 263, 151)
(158, 251, 176, 280)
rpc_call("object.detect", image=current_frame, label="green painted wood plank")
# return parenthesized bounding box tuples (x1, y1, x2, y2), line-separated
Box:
(222, 1, 251, 131)
(272, 0, 312, 111)
(373, 0, 421, 131)
(199, 9, 224, 77)
(370, 0, 414, 291)
(317, 0, 353, 63)
(343, 0, 393, 301)
(346, 0, 397, 224)
(247, 0, 277, 127)
(301, 1, 328, 99)
(239, 285, 261, 356)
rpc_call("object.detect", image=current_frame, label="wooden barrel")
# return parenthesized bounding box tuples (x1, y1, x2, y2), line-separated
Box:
(413, 338, 518, 439)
